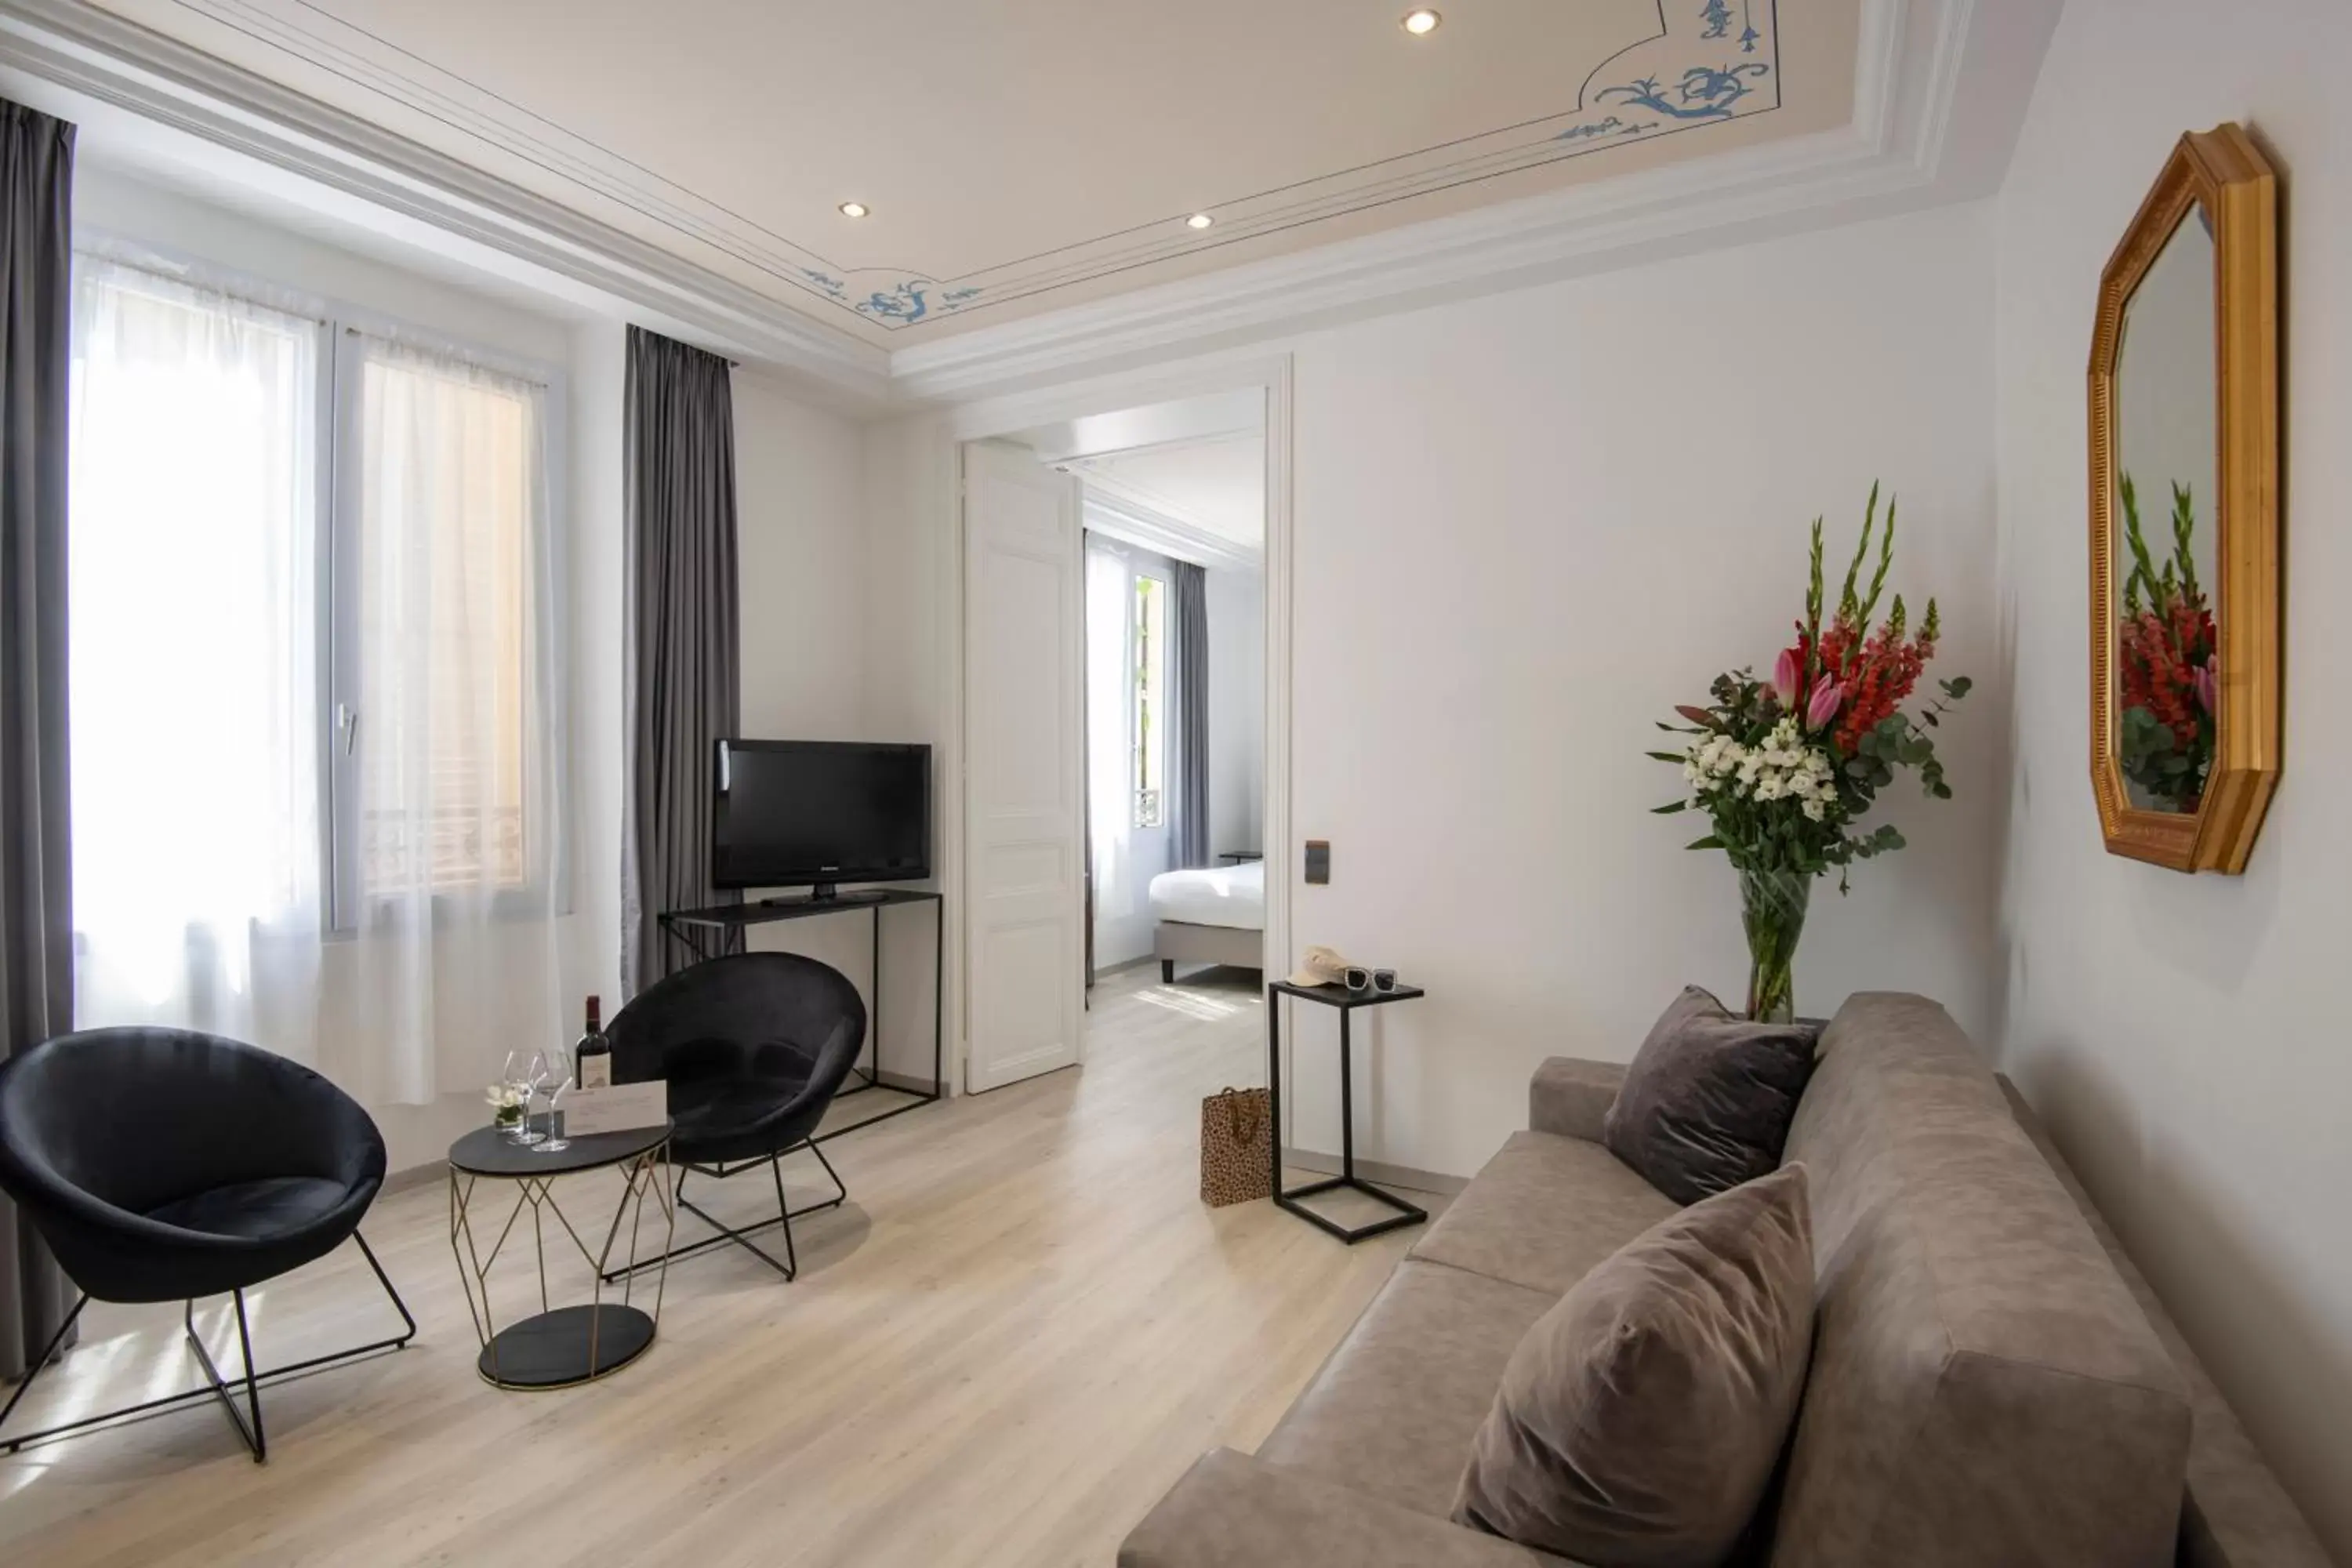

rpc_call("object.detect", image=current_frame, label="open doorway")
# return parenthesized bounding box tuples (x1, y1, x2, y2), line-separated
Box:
(960, 383, 1277, 1094)
(1069, 419, 1266, 996)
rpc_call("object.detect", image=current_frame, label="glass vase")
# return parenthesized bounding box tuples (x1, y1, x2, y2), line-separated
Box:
(1739, 867, 1813, 1024)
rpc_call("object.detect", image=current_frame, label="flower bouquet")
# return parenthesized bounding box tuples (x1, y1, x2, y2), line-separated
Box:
(485, 1083, 526, 1131)
(1652, 485, 1972, 1021)
(2115, 473, 2216, 812)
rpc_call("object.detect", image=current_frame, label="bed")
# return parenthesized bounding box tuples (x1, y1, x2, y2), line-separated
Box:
(1148, 859, 1265, 982)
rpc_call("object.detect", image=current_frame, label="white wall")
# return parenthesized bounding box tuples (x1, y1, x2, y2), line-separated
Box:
(1207, 566, 1265, 857)
(1990, 0, 2352, 1554)
(736, 369, 869, 741)
(1280, 201, 2002, 1180)
(729, 376, 943, 1086)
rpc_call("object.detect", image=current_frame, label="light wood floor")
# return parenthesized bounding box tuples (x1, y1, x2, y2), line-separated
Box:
(0, 965, 1432, 1567)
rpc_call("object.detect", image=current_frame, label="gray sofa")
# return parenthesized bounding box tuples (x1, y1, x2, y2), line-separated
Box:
(1122, 993, 2332, 1568)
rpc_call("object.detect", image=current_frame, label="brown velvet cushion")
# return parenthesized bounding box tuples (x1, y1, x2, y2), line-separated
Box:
(1452, 1165, 1816, 1568)
(1603, 985, 1818, 1206)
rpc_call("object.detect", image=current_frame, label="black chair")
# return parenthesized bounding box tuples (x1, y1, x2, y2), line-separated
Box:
(601, 952, 867, 1283)
(0, 1028, 414, 1461)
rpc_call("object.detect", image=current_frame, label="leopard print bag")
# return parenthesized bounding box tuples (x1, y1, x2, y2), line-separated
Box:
(1200, 1086, 1272, 1207)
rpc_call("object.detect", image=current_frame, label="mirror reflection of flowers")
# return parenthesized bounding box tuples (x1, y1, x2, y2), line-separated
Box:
(1651, 485, 1972, 1021)
(2116, 472, 2217, 812)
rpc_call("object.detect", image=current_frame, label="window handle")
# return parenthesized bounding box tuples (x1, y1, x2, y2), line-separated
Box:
(339, 703, 359, 757)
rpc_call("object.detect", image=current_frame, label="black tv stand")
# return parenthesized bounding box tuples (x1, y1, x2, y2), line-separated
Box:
(657, 888, 944, 1143)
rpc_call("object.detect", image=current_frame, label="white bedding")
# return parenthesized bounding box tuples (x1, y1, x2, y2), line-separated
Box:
(1148, 860, 1266, 931)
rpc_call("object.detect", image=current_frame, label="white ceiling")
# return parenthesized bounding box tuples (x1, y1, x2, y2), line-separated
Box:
(76, 0, 1857, 343)
(0, 0, 2060, 401)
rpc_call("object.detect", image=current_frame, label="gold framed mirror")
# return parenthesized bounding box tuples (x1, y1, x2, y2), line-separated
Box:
(2089, 124, 2279, 873)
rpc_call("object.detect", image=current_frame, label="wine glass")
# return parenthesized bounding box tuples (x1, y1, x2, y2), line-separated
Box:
(499, 1049, 545, 1145)
(535, 1045, 573, 1154)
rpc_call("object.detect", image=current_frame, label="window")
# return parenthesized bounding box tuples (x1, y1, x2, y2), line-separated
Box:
(69, 258, 325, 1022)
(1133, 572, 1167, 828)
(70, 255, 557, 968)
(341, 339, 546, 903)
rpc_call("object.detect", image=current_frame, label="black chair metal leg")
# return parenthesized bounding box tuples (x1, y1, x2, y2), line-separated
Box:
(0, 1293, 89, 1454)
(770, 1154, 800, 1281)
(184, 1292, 265, 1462)
(604, 1143, 848, 1285)
(0, 1232, 413, 1462)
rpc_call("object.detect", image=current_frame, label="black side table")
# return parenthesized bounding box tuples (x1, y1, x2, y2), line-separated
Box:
(1267, 980, 1430, 1243)
(448, 1121, 677, 1389)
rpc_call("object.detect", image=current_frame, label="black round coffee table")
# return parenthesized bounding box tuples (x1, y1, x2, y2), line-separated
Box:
(446, 1120, 675, 1389)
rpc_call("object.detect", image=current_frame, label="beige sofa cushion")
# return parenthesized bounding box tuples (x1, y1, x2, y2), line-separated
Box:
(1258, 1259, 1556, 1519)
(1771, 993, 2193, 1568)
(1409, 1130, 1678, 1296)
(1454, 1166, 1816, 1568)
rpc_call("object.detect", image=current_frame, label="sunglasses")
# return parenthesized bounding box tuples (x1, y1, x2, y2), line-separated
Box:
(1345, 967, 1400, 993)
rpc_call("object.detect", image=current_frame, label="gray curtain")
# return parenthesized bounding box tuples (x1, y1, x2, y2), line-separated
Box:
(619, 326, 741, 996)
(1170, 561, 1210, 869)
(0, 98, 78, 1382)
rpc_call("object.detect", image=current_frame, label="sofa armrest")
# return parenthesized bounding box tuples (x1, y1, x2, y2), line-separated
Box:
(1120, 1449, 1572, 1568)
(1528, 1058, 1625, 1143)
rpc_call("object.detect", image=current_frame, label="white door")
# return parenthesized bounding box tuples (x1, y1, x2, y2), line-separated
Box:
(964, 441, 1085, 1092)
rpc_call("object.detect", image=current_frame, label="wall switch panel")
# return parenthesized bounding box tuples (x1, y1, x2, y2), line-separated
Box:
(1305, 840, 1330, 884)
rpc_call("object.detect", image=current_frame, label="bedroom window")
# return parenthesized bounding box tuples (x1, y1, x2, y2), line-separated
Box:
(1134, 573, 1167, 828)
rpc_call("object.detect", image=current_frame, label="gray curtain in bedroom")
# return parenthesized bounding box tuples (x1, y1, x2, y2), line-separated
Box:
(0, 98, 79, 1383)
(619, 326, 742, 996)
(1170, 561, 1210, 869)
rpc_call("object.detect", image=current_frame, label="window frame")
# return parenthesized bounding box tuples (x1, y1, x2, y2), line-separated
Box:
(71, 234, 573, 939)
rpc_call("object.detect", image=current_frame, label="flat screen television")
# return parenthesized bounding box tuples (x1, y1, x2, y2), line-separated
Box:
(711, 739, 931, 898)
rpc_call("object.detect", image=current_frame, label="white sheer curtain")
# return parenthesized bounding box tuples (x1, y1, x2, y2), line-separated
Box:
(68, 258, 325, 1053)
(1086, 543, 1136, 927)
(325, 336, 565, 1107)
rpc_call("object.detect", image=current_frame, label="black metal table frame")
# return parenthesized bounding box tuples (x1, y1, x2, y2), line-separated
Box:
(448, 1133, 677, 1389)
(658, 889, 945, 1145)
(1267, 981, 1431, 1243)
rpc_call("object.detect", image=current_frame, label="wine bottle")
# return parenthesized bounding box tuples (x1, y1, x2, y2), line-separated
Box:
(575, 996, 612, 1091)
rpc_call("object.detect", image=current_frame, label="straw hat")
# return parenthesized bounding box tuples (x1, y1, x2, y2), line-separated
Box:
(1285, 945, 1354, 989)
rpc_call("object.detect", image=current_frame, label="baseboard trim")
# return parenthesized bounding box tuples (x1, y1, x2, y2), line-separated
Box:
(383, 1160, 446, 1196)
(1281, 1146, 1466, 1198)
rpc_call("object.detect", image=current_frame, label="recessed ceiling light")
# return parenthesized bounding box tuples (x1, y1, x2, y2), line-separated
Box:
(838, 201, 869, 219)
(1401, 9, 1442, 36)
(1186, 212, 1214, 230)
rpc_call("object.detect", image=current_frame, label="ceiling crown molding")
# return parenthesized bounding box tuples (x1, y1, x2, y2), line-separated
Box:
(0, 0, 889, 397)
(1081, 485, 1261, 575)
